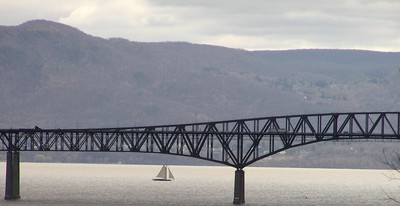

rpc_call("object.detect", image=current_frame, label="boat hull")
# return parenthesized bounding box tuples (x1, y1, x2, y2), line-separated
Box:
(152, 178, 173, 181)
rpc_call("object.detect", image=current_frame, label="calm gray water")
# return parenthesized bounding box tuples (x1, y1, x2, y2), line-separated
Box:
(0, 163, 399, 206)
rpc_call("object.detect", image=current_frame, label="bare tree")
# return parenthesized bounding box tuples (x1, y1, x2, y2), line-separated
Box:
(380, 150, 400, 203)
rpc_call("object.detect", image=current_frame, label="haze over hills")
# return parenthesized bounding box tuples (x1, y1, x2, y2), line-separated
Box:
(1, 20, 400, 168)
(2, 20, 400, 129)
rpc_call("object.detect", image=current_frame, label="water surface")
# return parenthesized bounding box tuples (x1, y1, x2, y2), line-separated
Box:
(0, 163, 399, 205)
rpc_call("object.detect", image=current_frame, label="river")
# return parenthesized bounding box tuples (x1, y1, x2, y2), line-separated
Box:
(0, 163, 399, 205)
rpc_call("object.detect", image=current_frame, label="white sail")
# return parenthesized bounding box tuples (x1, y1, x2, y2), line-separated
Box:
(168, 167, 175, 179)
(153, 165, 174, 181)
(156, 165, 167, 179)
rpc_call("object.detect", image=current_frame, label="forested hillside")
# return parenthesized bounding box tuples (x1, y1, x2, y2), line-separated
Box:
(1, 20, 400, 168)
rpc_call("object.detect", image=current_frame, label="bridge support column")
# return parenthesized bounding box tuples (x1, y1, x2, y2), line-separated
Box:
(233, 169, 245, 204)
(5, 151, 20, 200)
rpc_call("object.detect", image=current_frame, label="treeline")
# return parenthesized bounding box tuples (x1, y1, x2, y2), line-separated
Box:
(254, 141, 398, 169)
(1, 141, 396, 169)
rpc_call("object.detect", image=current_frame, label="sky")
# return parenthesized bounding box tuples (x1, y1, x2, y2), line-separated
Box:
(1, 0, 399, 51)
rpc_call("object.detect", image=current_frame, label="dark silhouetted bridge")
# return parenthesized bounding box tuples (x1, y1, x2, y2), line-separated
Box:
(1, 112, 400, 204)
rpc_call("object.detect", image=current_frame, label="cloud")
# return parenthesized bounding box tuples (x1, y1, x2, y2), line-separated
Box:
(58, 0, 191, 41)
(142, 0, 400, 51)
(0, 0, 399, 51)
(0, 1, 74, 25)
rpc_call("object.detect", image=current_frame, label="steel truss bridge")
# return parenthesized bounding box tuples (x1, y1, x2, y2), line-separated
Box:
(2, 112, 400, 204)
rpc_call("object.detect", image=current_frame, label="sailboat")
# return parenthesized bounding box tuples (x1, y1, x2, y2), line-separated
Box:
(153, 165, 175, 181)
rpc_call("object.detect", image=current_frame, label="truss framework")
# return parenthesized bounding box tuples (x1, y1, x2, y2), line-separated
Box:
(1, 112, 399, 168)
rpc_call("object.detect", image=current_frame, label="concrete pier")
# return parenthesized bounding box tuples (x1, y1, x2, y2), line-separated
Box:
(233, 169, 245, 204)
(5, 151, 20, 200)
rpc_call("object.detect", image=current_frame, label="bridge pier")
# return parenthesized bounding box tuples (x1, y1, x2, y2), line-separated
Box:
(233, 169, 245, 204)
(5, 151, 20, 200)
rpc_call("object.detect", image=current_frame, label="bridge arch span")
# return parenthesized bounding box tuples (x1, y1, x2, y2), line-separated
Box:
(1, 112, 400, 169)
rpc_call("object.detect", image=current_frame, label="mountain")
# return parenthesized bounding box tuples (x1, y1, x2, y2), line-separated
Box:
(2, 20, 399, 129)
(1, 20, 400, 168)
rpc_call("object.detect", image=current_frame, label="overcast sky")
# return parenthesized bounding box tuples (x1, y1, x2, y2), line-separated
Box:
(1, 0, 399, 51)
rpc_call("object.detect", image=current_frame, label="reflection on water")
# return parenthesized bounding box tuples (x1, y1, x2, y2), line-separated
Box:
(0, 163, 399, 206)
